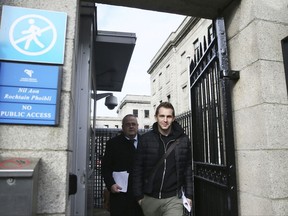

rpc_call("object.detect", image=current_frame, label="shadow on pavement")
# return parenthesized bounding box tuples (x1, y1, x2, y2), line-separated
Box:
(94, 208, 110, 216)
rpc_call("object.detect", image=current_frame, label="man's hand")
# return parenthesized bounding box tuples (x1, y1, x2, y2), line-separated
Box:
(186, 198, 192, 207)
(138, 199, 142, 206)
(110, 184, 122, 193)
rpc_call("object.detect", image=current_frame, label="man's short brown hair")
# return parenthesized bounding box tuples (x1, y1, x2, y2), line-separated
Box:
(155, 102, 175, 117)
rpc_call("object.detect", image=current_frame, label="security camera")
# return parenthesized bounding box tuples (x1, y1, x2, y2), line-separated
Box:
(105, 95, 118, 110)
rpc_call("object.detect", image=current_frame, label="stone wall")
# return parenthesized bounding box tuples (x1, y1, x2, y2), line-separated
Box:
(224, 0, 288, 215)
(0, 1, 78, 215)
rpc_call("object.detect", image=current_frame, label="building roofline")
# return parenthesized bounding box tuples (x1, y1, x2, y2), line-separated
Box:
(108, 94, 151, 111)
(147, 16, 200, 74)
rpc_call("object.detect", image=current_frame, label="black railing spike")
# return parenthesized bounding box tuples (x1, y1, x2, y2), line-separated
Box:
(199, 42, 203, 58)
(190, 59, 195, 72)
(203, 36, 207, 52)
(197, 48, 200, 62)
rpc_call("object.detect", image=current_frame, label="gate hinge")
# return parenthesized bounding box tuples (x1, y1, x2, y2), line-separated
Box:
(69, 173, 77, 195)
(221, 70, 240, 80)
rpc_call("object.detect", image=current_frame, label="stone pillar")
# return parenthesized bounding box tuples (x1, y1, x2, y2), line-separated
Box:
(0, 1, 78, 215)
(225, 0, 288, 215)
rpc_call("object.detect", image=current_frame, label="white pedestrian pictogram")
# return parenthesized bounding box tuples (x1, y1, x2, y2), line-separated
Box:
(9, 14, 57, 56)
(21, 19, 45, 50)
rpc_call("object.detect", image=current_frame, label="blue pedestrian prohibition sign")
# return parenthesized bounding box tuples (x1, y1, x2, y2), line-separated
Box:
(10, 14, 57, 56)
(0, 5, 67, 64)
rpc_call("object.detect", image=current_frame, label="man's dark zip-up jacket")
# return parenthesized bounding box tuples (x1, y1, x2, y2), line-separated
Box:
(133, 121, 193, 201)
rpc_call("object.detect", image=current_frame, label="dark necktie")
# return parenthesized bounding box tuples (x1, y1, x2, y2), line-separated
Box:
(129, 139, 136, 149)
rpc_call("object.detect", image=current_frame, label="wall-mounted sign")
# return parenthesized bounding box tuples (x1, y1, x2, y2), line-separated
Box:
(0, 62, 61, 125)
(0, 5, 67, 64)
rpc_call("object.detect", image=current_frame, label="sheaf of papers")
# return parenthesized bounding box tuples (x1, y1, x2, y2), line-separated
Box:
(182, 191, 191, 212)
(112, 171, 129, 192)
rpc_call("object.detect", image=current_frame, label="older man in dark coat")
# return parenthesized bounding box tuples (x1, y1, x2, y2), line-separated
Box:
(102, 114, 144, 216)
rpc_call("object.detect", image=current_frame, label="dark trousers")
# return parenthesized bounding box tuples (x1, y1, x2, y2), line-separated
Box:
(110, 192, 143, 216)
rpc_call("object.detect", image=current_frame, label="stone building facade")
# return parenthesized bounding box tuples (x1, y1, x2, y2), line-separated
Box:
(148, 17, 212, 114)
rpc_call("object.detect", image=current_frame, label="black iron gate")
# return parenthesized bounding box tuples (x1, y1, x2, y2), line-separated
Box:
(189, 18, 239, 215)
(94, 128, 120, 208)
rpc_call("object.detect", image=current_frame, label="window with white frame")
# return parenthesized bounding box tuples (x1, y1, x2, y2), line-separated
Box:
(144, 110, 149, 118)
(208, 24, 214, 43)
(165, 64, 170, 84)
(159, 72, 162, 90)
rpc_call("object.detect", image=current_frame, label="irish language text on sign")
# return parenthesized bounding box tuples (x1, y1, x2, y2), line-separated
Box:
(0, 86, 57, 104)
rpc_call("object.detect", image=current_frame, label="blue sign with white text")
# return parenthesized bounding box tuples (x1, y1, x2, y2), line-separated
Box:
(0, 5, 67, 64)
(0, 102, 57, 125)
(0, 61, 61, 125)
(0, 86, 57, 104)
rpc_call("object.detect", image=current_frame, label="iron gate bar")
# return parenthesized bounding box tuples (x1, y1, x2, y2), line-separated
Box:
(215, 18, 238, 214)
(176, 110, 193, 140)
(189, 17, 239, 216)
(190, 40, 217, 87)
(194, 162, 228, 188)
(93, 128, 121, 208)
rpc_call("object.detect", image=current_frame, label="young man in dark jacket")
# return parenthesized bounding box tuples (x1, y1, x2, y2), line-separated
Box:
(102, 114, 143, 216)
(133, 102, 192, 216)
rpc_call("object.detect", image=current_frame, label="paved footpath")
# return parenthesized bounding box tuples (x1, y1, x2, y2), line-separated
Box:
(94, 208, 110, 216)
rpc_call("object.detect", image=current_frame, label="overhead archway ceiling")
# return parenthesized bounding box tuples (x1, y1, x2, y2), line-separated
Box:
(83, 0, 238, 91)
(86, 0, 237, 19)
